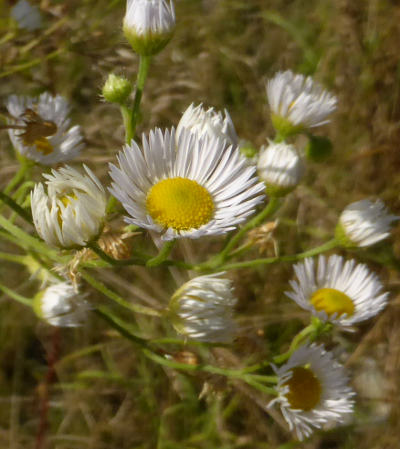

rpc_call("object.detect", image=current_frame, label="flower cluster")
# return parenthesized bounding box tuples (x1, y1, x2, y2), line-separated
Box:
(1, 0, 398, 445)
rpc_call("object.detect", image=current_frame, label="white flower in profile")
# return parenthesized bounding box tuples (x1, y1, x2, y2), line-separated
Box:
(257, 141, 304, 196)
(34, 282, 89, 327)
(286, 255, 389, 327)
(336, 199, 399, 248)
(168, 273, 237, 343)
(5, 93, 84, 165)
(123, 0, 176, 55)
(11, 0, 42, 31)
(31, 165, 107, 249)
(266, 70, 337, 137)
(176, 103, 238, 147)
(269, 344, 355, 440)
(109, 128, 265, 241)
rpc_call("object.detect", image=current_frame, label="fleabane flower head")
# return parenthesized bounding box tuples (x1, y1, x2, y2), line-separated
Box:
(11, 0, 42, 31)
(33, 282, 89, 327)
(5, 93, 84, 165)
(286, 255, 389, 328)
(31, 165, 107, 249)
(336, 199, 399, 248)
(109, 128, 265, 241)
(176, 103, 238, 148)
(257, 142, 304, 196)
(267, 70, 337, 137)
(123, 0, 176, 56)
(269, 344, 355, 440)
(168, 273, 237, 343)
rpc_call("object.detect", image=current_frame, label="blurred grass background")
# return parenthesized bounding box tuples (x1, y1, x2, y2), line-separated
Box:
(1, 0, 400, 447)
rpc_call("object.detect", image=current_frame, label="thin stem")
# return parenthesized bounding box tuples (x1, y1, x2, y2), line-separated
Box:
(0, 283, 32, 306)
(218, 239, 338, 271)
(81, 270, 162, 317)
(0, 214, 59, 260)
(273, 323, 316, 364)
(120, 104, 133, 144)
(146, 240, 176, 267)
(203, 197, 281, 270)
(87, 242, 148, 266)
(3, 161, 31, 195)
(130, 55, 151, 139)
(0, 251, 25, 264)
(0, 191, 32, 224)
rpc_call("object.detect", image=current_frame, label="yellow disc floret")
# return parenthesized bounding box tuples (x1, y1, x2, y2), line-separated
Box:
(146, 177, 214, 231)
(284, 366, 322, 411)
(310, 288, 355, 318)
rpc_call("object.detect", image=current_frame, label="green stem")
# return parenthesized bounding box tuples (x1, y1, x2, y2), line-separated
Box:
(81, 270, 162, 317)
(218, 239, 338, 271)
(120, 104, 133, 144)
(87, 242, 148, 266)
(273, 323, 316, 365)
(0, 214, 59, 260)
(203, 197, 281, 270)
(0, 251, 25, 264)
(129, 55, 151, 139)
(0, 283, 32, 307)
(0, 191, 32, 224)
(146, 240, 175, 267)
(3, 160, 31, 195)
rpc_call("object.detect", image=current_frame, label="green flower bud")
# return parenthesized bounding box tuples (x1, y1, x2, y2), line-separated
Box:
(102, 74, 132, 104)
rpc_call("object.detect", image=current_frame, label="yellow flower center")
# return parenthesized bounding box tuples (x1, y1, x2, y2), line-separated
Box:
(284, 366, 321, 411)
(57, 194, 77, 227)
(34, 137, 54, 155)
(146, 177, 214, 231)
(310, 288, 355, 318)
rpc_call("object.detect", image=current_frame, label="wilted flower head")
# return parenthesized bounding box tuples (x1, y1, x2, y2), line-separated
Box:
(5, 93, 84, 165)
(11, 0, 42, 31)
(286, 255, 389, 328)
(257, 142, 304, 196)
(176, 103, 238, 147)
(336, 199, 399, 248)
(123, 0, 176, 55)
(270, 344, 354, 440)
(31, 165, 107, 249)
(109, 127, 264, 241)
(267, 70, 337, 137)
(34, 282, 89, 327)
(168, 273, 237, 343)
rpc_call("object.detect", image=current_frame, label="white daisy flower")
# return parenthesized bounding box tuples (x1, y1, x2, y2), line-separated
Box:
(266, 70, 337, 137)
(31, 165, 107, 249)
(257, 141, 304, 196)
(176, 103, 238, 147)
(33, 282, 89, 327)
(11, 0, 42, 31)
(108, 128, 265, 241)
(336, 199, 399, 248)
(5, 93, 84, 165)
(168, 273, 237, 342)
(123, 0, 176, 56)
(286, 255, 389, 327)
(269, 344, 355, 440)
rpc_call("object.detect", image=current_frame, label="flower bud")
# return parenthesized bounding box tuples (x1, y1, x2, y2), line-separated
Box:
(257, 142, 304, 197)
(102, 74, 132, 104)
(267, 70, 337, 138)
(123, 0, 176, 56)
(31, 165, 107, 249)
(336, 199, 399, 248)
(168, 273, 237, 343)
(34, 282, 89, 327)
